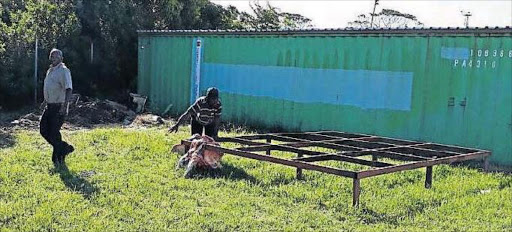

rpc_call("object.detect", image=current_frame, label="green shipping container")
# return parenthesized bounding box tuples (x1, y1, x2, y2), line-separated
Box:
(137, 28, 512, 168)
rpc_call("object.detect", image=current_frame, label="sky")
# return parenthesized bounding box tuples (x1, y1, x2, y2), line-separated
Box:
(211, 0, 512, 28)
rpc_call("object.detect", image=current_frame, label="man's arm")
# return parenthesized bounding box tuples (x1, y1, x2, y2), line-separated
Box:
(40, 100, 47, 112)
(170, 111, 191, 131)
(60, 88, 72, 115)
(169, 104, 195, 133)
(60, 68, 73, 115)
(65, 88, 72, 102)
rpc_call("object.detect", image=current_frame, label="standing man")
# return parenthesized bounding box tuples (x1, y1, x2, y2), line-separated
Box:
(169, 87, 222, 139)
(40, 48, 74, 166)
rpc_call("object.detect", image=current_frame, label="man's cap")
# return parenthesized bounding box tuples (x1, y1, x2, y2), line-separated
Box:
(206, 87, 219, 99)
(49, 48, 63, 58)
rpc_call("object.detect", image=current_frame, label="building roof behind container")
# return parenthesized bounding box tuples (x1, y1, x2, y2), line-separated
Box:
(137, 26, 512, 36)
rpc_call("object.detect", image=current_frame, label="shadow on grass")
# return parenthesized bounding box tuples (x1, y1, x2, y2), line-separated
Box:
(357, 196, 445, 225)
(0, 130, 16, 149)
(186, 162, 262, 185)
(55, 163, 99, 199)
(357, 207, 401, 226)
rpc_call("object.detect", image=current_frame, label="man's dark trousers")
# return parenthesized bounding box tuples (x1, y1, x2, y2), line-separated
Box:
(191, 118, 217, 138)
(39, 103, 70, 163)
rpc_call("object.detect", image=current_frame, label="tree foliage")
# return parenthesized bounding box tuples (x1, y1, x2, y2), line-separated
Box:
(349, 8, 423, 29)
(0, 0, 79, 107)
(238, 2, 313, 30)
(0, 0, 312, 109)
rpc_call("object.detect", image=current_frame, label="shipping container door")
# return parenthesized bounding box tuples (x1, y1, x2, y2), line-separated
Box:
(463, 38, 512, 165)
(421, 38, 468, 145)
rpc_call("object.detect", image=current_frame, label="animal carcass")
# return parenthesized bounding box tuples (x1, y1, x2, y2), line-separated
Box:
(174, 134, 224, 178)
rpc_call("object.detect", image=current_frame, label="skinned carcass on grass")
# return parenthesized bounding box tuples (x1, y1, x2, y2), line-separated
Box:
(174, 134, 224, 178)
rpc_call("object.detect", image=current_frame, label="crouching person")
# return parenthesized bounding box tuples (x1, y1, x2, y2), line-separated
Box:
(168, 87, 221, 139)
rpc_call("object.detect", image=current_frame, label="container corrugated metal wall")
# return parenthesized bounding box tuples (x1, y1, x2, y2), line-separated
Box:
(138, 36, 192, 114)
(138, 29, 512, 167)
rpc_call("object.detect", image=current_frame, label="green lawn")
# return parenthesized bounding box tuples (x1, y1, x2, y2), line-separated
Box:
(1, 127, 511, 231)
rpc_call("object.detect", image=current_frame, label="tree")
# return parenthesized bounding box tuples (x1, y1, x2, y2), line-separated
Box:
(0, 0, 27, 26)
(218, 2, 313, 30)
(0, 0, 79, 108)
(196, 2, 251, 30)
(244, 2, 313, 30)
(349, 8, 423, 29)
(0, 0, 314, 109)
(280, 12, 312, 30)
(0, 2, 6, 53)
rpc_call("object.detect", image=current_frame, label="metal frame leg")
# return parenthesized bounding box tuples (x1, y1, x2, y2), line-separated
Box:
(353, 178, 360, 207)
(483, 157, 489, 172)
(266, 138, 271, 155)
(296, 152, 303, 180)
(425, 166, 433, 188)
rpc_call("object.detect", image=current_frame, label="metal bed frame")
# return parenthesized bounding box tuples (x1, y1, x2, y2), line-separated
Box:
(181, 131, 491, 206)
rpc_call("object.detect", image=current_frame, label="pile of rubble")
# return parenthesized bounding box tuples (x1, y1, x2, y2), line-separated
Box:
(129, 114, 166, 126)
(8, 95, 168, 129)
(67, 98, 137, 127)
(10, 113, 40, 128)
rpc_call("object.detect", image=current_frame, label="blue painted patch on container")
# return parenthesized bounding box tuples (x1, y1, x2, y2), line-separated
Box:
(441, 47, 470, 60)
(200, 63, 414, 111)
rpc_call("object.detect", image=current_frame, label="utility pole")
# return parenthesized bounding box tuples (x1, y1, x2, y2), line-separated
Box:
(90, 39, 94, 63)
(461, 11, 472, 28)
(34, 37, 38, 105)
(370, 0, 380, 28)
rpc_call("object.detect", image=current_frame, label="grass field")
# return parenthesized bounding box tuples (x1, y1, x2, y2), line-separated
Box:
(1, 126, 511, 231)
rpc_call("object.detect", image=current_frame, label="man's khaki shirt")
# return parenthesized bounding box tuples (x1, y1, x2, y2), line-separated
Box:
(43, 63, 72, 103)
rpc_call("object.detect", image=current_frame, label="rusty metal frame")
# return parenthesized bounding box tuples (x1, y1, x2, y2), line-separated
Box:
(180, 131, 491, 206)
